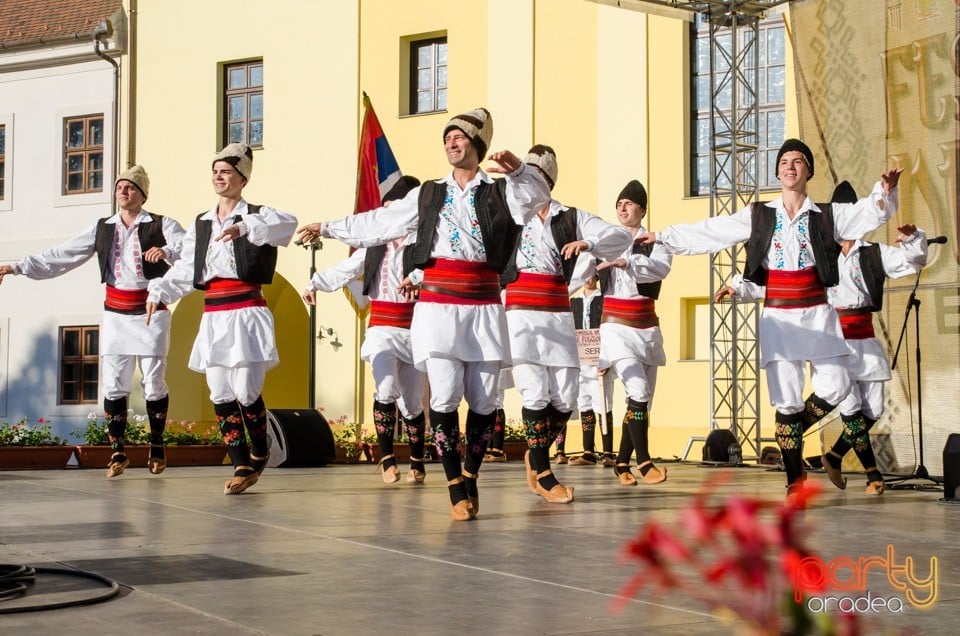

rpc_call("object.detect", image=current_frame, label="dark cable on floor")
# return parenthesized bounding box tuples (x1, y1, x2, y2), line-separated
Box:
(0, 564, 120, 614)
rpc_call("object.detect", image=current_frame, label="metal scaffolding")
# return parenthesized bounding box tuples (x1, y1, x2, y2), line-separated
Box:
(589, 0, 795, 460)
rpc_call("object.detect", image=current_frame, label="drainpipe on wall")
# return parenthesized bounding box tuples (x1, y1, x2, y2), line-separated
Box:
(92, 19, 119, 211)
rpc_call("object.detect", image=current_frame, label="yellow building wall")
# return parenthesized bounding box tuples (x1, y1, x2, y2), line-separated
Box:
(131, 0, 799, 458)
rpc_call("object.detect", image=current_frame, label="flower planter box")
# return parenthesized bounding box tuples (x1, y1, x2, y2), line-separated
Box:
(495, 441, 528, 462)
(74, 445, 227, 468)
(0, 446, 75, 470)
(364, 443, 438, 464)
(165, 445, 228, 466)
(74, 445, 150, 468)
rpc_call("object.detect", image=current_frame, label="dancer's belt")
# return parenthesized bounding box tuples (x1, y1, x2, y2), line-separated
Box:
(837, 308, 875, 340)
(203, 278, 266, 312)
(418, 259, 500, 305)
(764, 268, 828, 308)
(601, 296, 659, 329)
(105, 285, 163, 315)
(504, 272, 570, 312)
(369, 300, 415, 329)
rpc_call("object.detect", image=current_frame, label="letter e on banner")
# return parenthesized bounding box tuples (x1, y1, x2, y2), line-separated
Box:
(576, 329, 601, 366)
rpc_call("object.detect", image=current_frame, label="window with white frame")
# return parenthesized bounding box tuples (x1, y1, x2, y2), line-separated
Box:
(410, 37, 447, 115)
(690, 17, 785, 196)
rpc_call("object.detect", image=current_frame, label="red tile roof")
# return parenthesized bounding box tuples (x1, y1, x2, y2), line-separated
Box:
(0, 0, 121, 49)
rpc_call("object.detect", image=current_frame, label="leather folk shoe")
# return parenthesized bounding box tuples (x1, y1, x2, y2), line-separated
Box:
(822, 454, 847, 490)
(106, 453, 130, 479)
(638, 461, 667, 485)
(536, 482, 574, 504)
(568, 452, 597, 466)
(523, 450, 539, 494)
(865, 480, 885, 496)
(450, 499, 477, 521)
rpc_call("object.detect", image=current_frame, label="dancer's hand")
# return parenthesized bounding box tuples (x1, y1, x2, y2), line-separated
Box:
(216, 225, 242, 242)
(714, 285, 737, 302)
(297, 223, 323, 244)
(398, 276, 419, 301)
(634, 232, 657, 245)
(894, 224, 917, 242)
(0, 264, 12, 284)
(597, 258, 626, 271)
(881, 167, 904, 194)
(143, 247, 166, 263)
(560, 240, 590, 259)
(302, 289, 317, 305)
(145, 301, 157, 326)
(487, 150, 522, 174)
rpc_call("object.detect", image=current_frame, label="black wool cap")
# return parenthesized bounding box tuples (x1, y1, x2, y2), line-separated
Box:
(775, 138, 814, 179)
(617, 180, 647, 210)
(830, 180, 857, 204)
(382, 175, 421, 203)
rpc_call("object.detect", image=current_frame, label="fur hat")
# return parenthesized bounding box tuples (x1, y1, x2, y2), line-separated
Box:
(522, 144, 558, 190)
(617, 179, 647, 210)
(382, 175, 421, 204)
(775, 138, 814, 179)
(443, 107, 493, 161)
(830, 180, 857, 204)
(213, 143, 254, 181)
(115, 165, 150, 200)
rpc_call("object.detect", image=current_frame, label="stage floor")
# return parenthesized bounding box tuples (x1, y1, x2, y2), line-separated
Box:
(1, 460, 957, 635)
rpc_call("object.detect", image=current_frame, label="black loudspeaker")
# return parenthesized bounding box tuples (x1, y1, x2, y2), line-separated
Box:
(943, 433, 960, 501)
(265, 409, 336, 468)
(703, 428, 739, 463)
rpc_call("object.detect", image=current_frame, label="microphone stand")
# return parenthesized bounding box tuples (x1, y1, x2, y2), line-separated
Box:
(884, 267, 941, 490)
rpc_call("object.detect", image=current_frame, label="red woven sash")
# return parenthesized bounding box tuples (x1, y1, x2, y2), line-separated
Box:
(368, 300, 415, 328)
(104, 286, 162, 315)
(203, 278, 266, 312)
(837, 308, 875, 340)
(764, 268, 827, 308)
(504, 273, 570, 312)
(418, 259, 500, 305)
(601, 296, 659, 329)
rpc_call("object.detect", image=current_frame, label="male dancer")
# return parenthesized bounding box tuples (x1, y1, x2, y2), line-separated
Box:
(147, 143, 298, 495)
(502, 145, 632, 503)
(1, 166, 184, 477)
(303, 176, 428, 485)
(638, 139, 902, 495)
(597, 180, 672, 486)
(297, 108, 550, 520)
(719, 182, 927, 495)
(568, 270, 617, 467)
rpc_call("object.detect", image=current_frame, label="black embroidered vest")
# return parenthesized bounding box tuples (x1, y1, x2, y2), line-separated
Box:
(500, 205, 579, 286)
(856, 243, 886, 312)
(193, 204, 277, 289)
(95, 213, 169, 283)
(597, 242, 662, 300)
(571, 294, 603, 329)
(744, 202, 840, 286)
(406, 179, 520, 276)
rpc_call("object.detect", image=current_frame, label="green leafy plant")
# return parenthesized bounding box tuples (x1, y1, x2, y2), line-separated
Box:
(73, 410, 150, 446)
(163, 420, 223, 446)
(503, 419, 526, 442)
(0, 417, 67, 446)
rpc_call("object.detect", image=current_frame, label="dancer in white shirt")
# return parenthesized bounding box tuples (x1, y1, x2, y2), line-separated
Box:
(639, 139, 902, 496)
(303, 176, 427, 485)
(1, 166, 184, 478)
(147, 144, 297, 495)
(297, 108, 551, 520)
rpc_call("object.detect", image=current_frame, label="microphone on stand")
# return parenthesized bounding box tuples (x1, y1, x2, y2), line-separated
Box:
(927, 236, 947, 245)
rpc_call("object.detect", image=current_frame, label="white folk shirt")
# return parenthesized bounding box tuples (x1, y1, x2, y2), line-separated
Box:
(148, 200, 298, 372)
(598, 225, 673, 368)
(657, 182, 898, 367)
(508, 200, 632, 368)
(14, 210, 185, 356)
(830, 231, 927, 381)
(309, 238, 416, 366)
(321, 166, 551, 369)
